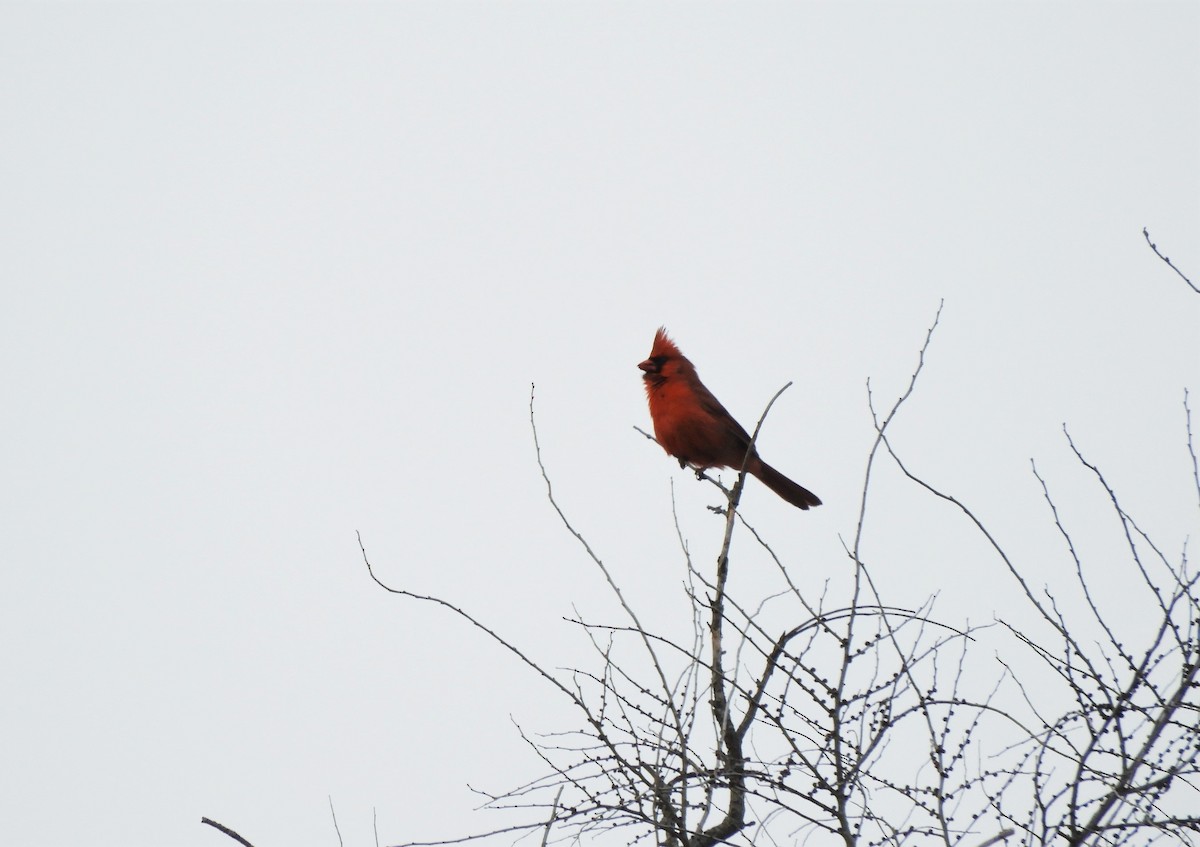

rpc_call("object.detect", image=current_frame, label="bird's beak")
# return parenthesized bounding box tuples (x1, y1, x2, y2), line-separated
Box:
(638, 358, 656, 373)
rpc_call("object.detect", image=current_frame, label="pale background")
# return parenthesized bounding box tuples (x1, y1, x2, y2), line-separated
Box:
(2, 3, 1197, 846)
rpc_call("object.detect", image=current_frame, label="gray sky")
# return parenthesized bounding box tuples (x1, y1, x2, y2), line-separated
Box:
(2, 3, 1198, 846)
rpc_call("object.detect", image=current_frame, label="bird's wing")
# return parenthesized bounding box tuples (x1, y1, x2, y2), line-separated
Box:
(694, 384, 754, 457)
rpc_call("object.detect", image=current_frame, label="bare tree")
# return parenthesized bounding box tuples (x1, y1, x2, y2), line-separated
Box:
(206, 244, 1199, 847)
(353, 300, 1197, 847)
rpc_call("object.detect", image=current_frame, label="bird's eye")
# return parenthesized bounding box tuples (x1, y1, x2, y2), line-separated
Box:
(651, 356, 668, 367)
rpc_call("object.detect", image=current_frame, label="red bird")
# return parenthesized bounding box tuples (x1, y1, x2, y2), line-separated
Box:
(639, 328, 821, 510)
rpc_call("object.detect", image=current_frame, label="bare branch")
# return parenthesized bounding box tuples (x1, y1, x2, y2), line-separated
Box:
(973, 829, 1015, 847)
(1143, 227, 1198, 293)
(200, 818, 256, 847)
(540, 787, 563, 847)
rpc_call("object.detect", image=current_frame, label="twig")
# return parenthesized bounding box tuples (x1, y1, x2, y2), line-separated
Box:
(200, 818, 256, 847)
(329, 796, 344, 847)
(1143, 227, 1198, 293)
(973, 829, 1015, 847)
(634, 424, 728, 498)
(359, 533, 580, 706)
(1186, 390, 1200, 511)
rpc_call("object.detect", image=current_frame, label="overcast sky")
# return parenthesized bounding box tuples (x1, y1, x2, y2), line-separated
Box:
(2, 3, 1198, 847)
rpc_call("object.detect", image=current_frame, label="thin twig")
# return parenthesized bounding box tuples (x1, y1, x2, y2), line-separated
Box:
(1186, 390, 1200, 510)
(1143, 227, 1198, 293)
(329, 795, 344, 847)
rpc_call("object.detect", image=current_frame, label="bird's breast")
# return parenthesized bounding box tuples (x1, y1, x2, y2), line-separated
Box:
(647, 385, 732, 468)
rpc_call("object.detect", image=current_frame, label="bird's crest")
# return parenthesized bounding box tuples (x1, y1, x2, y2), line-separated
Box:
(650, 326, 682, 359)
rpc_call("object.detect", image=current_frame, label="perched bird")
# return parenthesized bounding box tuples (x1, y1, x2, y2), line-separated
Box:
(638, 328, 821, 510)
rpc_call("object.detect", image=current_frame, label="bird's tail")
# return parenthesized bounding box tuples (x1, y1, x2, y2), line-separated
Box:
(751, 460, 822, 510)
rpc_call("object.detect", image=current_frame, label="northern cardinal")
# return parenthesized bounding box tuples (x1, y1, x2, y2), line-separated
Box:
(639, 328, 821, 510)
